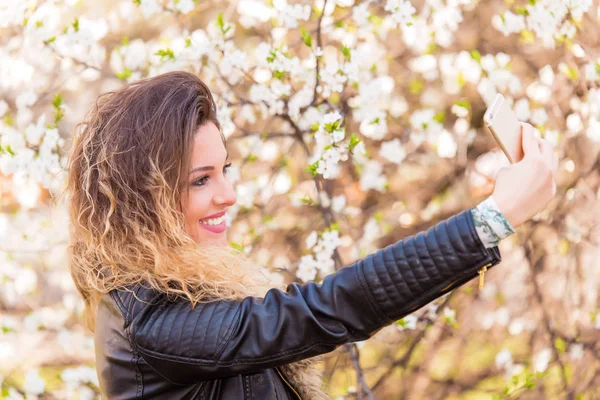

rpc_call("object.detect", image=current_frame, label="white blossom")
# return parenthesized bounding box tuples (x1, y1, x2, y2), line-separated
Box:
(172, 0, 195, 14)
(23, 369, 45, 395)
(570, 343, 584, 360)
(397, 314, 418, 330)
(533, 347, 552, 373)
(437, 130, 457, 158)
(566, 113, 583, 133)
(359, 160, 387, 192)
(492, 11, 525, 36)
(495, 348, 513, 370)
(0, 100, 8, 117)
(305, 231, 318, 250)
(139, 0, 161, 18)
(379, 139, 406, 164)
(384, 0, 416, 27)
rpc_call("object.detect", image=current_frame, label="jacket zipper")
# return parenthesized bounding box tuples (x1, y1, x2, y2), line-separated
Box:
(275, 367, 302, 400)
(478, 263, 492, 289)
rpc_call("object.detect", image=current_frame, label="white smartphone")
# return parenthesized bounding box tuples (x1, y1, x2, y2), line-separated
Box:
(483, 94, 523, 164)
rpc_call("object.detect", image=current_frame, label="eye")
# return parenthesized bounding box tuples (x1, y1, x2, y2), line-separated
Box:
(192, 163, 233, 187)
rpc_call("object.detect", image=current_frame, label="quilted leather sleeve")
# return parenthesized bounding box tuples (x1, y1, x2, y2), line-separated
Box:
(123, 209, 501, 383)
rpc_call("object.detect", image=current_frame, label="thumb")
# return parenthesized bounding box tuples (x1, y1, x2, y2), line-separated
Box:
(521, 123, 540, 159)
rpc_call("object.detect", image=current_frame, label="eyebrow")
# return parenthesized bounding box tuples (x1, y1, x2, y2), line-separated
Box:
(189, 151, 229, 175)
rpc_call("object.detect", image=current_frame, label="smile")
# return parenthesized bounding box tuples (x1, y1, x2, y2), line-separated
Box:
(199, 217, 226, 233)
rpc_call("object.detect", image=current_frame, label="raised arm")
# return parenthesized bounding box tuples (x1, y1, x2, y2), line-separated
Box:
(117, 209, 500, 384)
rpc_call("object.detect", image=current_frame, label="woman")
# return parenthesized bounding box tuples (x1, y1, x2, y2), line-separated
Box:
(67, 71, 556, 399)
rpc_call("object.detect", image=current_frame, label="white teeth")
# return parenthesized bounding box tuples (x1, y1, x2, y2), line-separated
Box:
(200, 215, 225, 225)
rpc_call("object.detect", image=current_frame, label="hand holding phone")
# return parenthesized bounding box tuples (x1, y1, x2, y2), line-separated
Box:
(483, 94, 524, 163)
(490, 124, 558, 228)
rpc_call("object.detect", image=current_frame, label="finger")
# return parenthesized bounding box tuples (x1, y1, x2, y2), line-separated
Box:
(521, 123, 541, 159)
(540, 139, 554, 168)
(535, 136, 544, 151)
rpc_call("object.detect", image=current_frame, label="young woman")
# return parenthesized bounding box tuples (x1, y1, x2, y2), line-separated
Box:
(67, 71, 557, 399)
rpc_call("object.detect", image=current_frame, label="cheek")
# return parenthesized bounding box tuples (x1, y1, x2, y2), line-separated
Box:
(183, 189, 213, 226)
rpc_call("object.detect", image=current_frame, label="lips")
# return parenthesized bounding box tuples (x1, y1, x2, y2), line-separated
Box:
(199, 211, 227, 234)
(200, 210, 226, 221)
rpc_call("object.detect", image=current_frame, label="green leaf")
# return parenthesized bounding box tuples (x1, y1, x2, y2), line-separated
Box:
(426, 42, 438, 54)
(300, 195, 314, 205)
(44, 36, 56, 45)
(560, 65, 578, 80)
(554, 337, 567, 354)
(54, 109, 65, 125)
(408, 78, 424, 95)
(515, 6, 529, 15)
(116, 68, 133, 80)
(396, 318, 407, 328)
(301, 28, 312, 48)
(433, 111, 445, 123)
(454, 98, 471, 110)
(133, 0, 141, 5)
(348, 133, 361, 154)
(5, 145, 15, 156)
(154, 48, 175, 62)
(121, 36, 130, 46)
(52, 93, 63, 109)
(36, 20, 43, 28)
(185, 37, 192, 47)
(72, 18, 79, 32)
(525, 381, 536, 389)
(326, 222, 340, 232)
(217, 13, 231, 34)
(230, 242, 244, 251)
(324, 121, 340, 132)
(273, 70, 285, 80)
(470, 49, 481, 63)
(367, 14, 382, 26)
(520, 29, 535, 43)
(341, 46, 351, 61)
(267, 50, 277, 63)
(304, 161, 320, 178)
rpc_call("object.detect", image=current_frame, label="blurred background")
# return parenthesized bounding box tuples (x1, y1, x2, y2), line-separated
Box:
(1, 0, 600, 398)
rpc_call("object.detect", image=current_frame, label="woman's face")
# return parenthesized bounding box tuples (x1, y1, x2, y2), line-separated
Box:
(181, 122, 237, 245)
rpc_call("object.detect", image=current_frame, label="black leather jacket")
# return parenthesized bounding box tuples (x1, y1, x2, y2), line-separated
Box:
(94, 210, 501, 399)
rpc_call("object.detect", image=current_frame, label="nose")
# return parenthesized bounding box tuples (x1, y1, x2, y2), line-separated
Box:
(213, 177, 237, 206)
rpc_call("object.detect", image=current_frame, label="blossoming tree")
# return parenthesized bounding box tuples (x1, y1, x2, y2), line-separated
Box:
(1, 0, 600, 398)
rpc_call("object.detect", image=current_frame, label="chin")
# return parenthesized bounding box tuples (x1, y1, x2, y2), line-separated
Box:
(198, 233, 228, 246)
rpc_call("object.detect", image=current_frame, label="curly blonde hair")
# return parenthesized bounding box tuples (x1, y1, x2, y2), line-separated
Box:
(67, 71, 326, 399)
